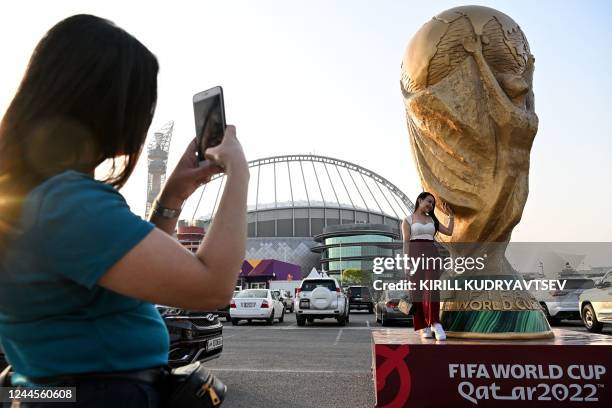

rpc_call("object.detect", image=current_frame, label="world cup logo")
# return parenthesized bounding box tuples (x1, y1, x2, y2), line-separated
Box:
(376, 345, 412, 407)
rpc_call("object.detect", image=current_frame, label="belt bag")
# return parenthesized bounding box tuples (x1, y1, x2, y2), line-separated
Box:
(164, 362, 226, 408)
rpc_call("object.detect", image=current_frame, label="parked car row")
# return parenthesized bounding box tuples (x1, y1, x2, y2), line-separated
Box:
(227, 280, 363, 327)
(223, 272, 612, 333)
(529, 273, 612, 333)
(225, 280, 414, 328)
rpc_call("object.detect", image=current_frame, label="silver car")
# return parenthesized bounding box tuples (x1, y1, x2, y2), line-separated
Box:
(580, 270, 612, 333)
(272, 289, 294, 313)
(375, 290, 413, 326)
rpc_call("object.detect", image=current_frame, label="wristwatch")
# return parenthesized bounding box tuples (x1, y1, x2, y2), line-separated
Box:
(152, 200, 182, 219)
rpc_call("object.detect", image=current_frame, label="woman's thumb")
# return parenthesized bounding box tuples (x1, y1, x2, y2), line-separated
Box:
(196, 160, 222, 179)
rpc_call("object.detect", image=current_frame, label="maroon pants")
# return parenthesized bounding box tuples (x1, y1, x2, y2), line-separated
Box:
(408, 239, 440, 331)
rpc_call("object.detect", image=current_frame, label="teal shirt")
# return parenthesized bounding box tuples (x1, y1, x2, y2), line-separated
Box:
(0, 171, 169, 382)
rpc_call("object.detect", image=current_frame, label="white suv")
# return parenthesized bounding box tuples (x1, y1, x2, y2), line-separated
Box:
(579, 270, 612, 333)
(295, 277, 349, 326)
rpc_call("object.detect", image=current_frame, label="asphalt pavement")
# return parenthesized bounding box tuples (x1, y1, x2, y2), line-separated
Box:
(206, 311, 385, 408)
(204, 312, 611, 408)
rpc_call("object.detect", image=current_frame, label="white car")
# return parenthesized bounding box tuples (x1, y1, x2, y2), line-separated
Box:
(534, 278, 595, 324)
(230, 289, 285, 325)
(580, 270, 612, 333)
(294, 277, 349, 326)
(272, 289, 294, 312)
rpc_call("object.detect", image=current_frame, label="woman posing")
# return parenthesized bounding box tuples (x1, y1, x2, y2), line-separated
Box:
(401, 192, 454, 340)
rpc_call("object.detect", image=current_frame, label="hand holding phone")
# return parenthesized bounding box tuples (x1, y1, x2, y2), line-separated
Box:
(193, 86, 226, 161)
(202, 125, 247, 175)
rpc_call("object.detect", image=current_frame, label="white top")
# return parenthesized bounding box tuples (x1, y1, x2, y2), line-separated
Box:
(405, 215, 435, 240)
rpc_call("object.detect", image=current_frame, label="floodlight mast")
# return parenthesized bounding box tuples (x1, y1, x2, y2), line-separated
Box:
(145, 121, 174, 219)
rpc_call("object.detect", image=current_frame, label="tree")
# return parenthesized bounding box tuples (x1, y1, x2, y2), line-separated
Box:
(341, 269, 371, 286)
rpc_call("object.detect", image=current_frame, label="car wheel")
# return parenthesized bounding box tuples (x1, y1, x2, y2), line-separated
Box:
(231, 318, 240, 326)
(279, 309, 285, 323)
(307, 317, 314, 323)
(267, 310, 275, 325)
(247, 319, 252, 324)
(296, 315, 306, 326)
(582, 304, 603, 333)
(368, 306, 374, 314)
(225, 315, 231, 322)
(381, 313, 390, 327)
(290, 305, 294, 313)
(337, 314, 347, 326)
(541, 303, 560, 325)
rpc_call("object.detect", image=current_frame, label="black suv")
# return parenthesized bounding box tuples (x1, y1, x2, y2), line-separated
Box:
(346, 286, 374, 313)
(157, 307, 224, 368)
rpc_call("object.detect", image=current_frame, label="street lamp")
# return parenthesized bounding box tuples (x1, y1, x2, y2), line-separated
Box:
(339, 242, 343, 286)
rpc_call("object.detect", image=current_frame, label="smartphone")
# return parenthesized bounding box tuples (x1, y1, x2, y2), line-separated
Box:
(193, 86, 226, 161)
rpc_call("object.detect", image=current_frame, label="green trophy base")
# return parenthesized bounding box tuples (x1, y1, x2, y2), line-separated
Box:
(440, 310, 554, 339)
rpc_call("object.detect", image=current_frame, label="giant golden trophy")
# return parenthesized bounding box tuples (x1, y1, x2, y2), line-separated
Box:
(401, 5, 553, 338)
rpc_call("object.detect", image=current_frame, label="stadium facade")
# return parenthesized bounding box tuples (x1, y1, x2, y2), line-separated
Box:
(187, 154, 414, 284)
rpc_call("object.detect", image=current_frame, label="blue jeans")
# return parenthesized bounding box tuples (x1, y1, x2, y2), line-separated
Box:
(10, 378, 161, 408)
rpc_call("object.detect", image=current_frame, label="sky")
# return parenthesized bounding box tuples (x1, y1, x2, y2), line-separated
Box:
(1, 0, 611, 242)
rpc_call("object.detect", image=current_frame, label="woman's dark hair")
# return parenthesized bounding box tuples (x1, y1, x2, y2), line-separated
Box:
(414, 192, 440, 233)
(0, 14, 158, 245)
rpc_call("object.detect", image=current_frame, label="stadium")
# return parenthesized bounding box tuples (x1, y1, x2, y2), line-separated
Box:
(183, 154, 414, 283)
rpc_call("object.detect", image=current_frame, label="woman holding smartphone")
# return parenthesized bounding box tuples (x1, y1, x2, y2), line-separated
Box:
(0, 15, 248, 407)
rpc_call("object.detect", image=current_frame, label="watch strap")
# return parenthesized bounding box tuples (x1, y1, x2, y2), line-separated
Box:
(152, 200, 182, 219)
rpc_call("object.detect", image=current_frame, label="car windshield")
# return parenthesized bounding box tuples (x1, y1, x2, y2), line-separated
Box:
(347, 287, 367, 296)
(301, 280, 336, 291)
(563, 279, 595, 289)
(235, 289, 269, 298)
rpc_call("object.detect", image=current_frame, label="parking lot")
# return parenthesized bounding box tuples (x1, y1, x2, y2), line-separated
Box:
(203, 312, 612, 407)
(205, 311, 380, 407)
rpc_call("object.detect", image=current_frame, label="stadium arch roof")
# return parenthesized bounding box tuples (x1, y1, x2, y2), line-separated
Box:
(187, 154, 414, 237)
